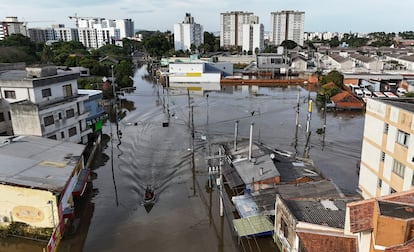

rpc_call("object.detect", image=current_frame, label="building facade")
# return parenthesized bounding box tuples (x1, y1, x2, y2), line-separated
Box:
(242, 23, 264, 54)
(0, 65, 91, 144)
(54, 27, 79, 42)
(270, 10, 305, 46)
(0, 135, 90, 251)
(220, 11, 257, 49)
(0, 99, 12, 135)
(174, 13, 203, 52)
(0, 16, 28, 40)
(358, 98, 414, 199)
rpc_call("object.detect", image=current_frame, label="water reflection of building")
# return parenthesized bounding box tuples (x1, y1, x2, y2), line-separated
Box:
(0, 135, 90, 251)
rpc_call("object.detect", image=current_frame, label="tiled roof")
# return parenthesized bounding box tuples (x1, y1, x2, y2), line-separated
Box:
(285, 198, 352, 229)
(347, 190, 414, 233)
(297, 231, 357, 252)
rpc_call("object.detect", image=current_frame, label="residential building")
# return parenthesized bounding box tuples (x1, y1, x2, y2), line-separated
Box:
(317, 53, 355, 72)
(270, 10, 305, 46)
(242, 22, 264, 54)
(0, 135, 90, 251)
(275, 194, 357, 252)
(0, 16, 27, 40)
(358, 98, 414, 199)
(174, 13, 203, 52)
(78, 89, 105, 133)
(115, 19, 134, 38)
(220, 11, 257, 49)
(350, 53, 383, 73)
(256, 52, 289, 75)
(54, 27, 79, 42)
(28, 27, 56, 43)
(345, 190, 414, 251)
(0, 99, 12, 135)
(0, 65, 91, 144)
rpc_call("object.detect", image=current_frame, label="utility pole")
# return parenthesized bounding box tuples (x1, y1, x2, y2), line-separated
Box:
(294, 89, 300, 156)
(303, 95, 312, 158)
(219, 147, 223, 217)
(322, 94, 327, 150)
(233, 120, 239, 151)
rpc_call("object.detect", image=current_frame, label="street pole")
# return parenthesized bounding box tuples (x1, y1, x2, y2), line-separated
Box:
(219, 147, 223, 217)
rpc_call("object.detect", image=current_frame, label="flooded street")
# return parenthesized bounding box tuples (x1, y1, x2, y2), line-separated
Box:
(0, 66, 364, 251)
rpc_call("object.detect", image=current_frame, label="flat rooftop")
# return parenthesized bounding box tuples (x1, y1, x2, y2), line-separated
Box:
(0, 135, 85, 193)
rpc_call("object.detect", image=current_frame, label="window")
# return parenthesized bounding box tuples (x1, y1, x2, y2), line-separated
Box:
(384, 123, 389, 134)
(63, 84, 73, 97)
(377, 179, 382, 188)
(43, 115, 54, 126)
(48, 135, 57, 140)
(66, 109, 75, 118)
(0, 112, 4, 122)
(4, 90, 16, 99)
(380, 152, 385, 162)
(396, 130, 410, 147)
(61, 132, 65, 138)
(68, 127, 77, 137)
(42, 88, 52, 98)
(390, 188, 397, 194)
(392, 160, 405, 178)
(281, 218, 289, 238)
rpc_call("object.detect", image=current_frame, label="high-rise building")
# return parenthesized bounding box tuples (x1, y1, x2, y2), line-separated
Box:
(54, 27, 79, 42)
(220, 11, 258, 49)
(0, 16, 27, 40)
(242, 23, 264, 54)
(270, 10, 305, 46)
(28, 28, 55, 43)
(173, 13, 203, 52)
(115, 19, 134, 38)
(358, 98, 414, 199)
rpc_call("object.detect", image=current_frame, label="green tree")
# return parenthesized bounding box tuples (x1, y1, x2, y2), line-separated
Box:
(280, 40, 298, 50)
(321, 70, 344, 89)
(114, 60, 134, 88)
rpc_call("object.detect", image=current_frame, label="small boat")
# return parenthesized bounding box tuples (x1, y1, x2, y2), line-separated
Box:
(144, 185, 156, 204)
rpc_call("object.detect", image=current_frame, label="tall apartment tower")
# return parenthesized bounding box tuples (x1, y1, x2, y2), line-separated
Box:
(173, 13, 203, 52)
(115, 19, 134, 38)
(220, 11, 258, 49)
(242, 23, 264, 54)
(358, 98, 414, 199)
(270, 10, 305, 46)
(0, 16, 27, 40)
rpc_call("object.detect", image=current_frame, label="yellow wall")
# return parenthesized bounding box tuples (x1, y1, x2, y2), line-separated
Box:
(0, 184, 57, 228)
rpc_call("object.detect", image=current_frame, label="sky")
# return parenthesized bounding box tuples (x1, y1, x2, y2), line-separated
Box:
(2, 0, 414, 33)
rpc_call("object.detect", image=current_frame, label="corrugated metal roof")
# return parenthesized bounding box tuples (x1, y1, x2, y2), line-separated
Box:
(0, 135, 85, 192)
(233, 215, 274, 237)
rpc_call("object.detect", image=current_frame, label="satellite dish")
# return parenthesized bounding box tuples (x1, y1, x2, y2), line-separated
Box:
(270, 153, 275, 160)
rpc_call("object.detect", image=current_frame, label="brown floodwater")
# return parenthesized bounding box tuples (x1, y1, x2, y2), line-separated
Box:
(0, 66, 364, 252)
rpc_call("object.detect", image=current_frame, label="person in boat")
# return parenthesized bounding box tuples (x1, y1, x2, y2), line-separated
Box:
(144, 185, 154, 201)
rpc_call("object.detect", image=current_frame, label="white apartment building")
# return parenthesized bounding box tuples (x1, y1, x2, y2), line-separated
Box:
(220, 11, 257, 48)
(242, 23, 264, 54)
(0, 65, 91, 144)
(54, 27, 79, 42)
(358, 98, 414, 199)
(270, 10, 305, 46)
(174, 13, 203, 52)
(115, 19, 134, 38)
(0, 16, 27, 40)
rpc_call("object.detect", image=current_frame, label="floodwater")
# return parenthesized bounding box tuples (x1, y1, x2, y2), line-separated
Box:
(0, 66, 364, 252)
